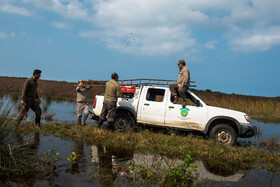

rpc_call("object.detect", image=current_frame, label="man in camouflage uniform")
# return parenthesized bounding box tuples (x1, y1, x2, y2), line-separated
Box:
(17, 69, 42, 126)
(98, 73, 122, 129)
(76, 80, 92, 125)
(169, 59, 190, 108)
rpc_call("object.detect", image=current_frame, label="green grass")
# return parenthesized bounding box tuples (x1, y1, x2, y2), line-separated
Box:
(0, 103, 43, 178)
(195, 90, 280, 124)
(18, 122, 280, 174)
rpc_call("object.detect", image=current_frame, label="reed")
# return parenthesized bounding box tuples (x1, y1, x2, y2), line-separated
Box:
(1, 76, 279, 123)
(0, 102, 43, 177)
(194, 90, 280, 123)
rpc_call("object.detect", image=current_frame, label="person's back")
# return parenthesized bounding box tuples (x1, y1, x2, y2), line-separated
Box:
(98, 73, 122, 129)
(104, 79, 121, 101)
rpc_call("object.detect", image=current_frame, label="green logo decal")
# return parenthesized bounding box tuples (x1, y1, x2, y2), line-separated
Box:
(180, 108, 190, 117)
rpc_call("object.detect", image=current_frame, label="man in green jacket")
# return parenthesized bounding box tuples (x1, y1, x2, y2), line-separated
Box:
(98, 73, 122, 129)
(17, 69, 42, 126)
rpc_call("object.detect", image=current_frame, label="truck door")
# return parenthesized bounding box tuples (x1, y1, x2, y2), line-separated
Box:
(138, 88, 166, 125)
(165, 91, 207, 131)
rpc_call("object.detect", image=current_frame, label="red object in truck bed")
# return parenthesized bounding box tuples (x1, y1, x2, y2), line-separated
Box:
(119, 84, 136, 94)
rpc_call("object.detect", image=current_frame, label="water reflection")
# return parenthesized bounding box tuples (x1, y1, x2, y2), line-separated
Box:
(66, 140, 86, 175)
(1, 133, 280, 187)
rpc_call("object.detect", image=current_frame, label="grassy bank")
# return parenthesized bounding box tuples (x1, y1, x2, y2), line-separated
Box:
(0, 104, 43, 178)
(1, 76, 279, 123)
(19, 122, 280, 174)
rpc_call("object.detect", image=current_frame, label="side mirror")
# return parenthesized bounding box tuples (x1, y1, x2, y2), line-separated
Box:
(195, 100, 201, 107)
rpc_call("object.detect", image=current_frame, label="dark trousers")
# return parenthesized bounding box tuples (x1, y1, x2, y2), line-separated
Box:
(169, 84, 189, 98)
(17, 99, 42, 124)
(99, 100, 117, 123)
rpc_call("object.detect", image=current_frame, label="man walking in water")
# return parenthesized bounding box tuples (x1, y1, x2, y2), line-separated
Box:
(17, 69, 42, 126)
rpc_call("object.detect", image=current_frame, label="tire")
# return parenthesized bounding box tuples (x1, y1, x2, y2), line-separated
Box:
(209, 124, 237, 145)
(113, 113, 133, 132)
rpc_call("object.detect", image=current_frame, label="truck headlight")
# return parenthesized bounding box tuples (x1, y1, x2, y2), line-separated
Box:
(244, 115, 251, 123)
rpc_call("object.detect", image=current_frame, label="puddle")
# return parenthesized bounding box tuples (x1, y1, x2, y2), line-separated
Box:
(0, 133, 279, 186)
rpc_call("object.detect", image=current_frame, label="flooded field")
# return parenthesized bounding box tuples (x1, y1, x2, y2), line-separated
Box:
(1, 96, 280, 186)
(2, 96, 279, 147)
(1, 133, 280, 187)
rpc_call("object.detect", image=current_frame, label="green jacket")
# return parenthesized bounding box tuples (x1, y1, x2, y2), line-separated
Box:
(21, 77, 39, 101)
(104, 79, 122, 101)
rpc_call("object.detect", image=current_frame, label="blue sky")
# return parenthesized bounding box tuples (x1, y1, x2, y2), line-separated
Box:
(0, 0, 279, 97)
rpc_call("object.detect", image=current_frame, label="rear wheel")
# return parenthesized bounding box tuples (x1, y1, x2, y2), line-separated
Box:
(209, 124, 237, 145)
(113, 113, 133, 132)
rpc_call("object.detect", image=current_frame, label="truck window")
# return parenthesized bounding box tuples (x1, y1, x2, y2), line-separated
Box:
(170, 92, 198, 106)
(146, 88, 165, 102)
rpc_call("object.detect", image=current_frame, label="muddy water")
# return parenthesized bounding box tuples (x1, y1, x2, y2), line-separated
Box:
(1, 133, 280, 187)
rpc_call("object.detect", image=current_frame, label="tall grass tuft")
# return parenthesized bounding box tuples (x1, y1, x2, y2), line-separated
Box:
(0, 102, 42, 177)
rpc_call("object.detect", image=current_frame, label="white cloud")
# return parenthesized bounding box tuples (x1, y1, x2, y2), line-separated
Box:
(0, 31, 15, 39)
(205, 40, 218, 50)
(0, 4, 32, 16)
(22, 0, 90, 21)
(51, 21, 68, 29)
(229, 27, 280, 52)
(2, 0, 280, 54)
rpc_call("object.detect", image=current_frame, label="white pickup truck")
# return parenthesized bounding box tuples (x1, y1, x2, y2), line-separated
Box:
(91, 86, 256, 145)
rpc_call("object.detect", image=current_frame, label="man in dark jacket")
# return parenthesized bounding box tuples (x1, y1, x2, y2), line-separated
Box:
(17, 69, 42, 126)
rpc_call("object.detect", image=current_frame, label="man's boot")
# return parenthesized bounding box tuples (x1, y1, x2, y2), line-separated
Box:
(82, 115, 88, 126)
(173, 96, 178, 104)
(98, 119, 104, 128)
(35, 117, 41, 127)
(107, 122, 114, 130)
(77, 116, 82, 125)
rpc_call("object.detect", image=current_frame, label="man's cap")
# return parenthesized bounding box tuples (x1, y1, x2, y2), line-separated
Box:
(33, 69, 42, 75)
(177, 59, 186, 65)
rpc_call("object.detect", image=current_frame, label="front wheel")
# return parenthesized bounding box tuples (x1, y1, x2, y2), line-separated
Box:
(209, 124, 237, 145)
(113, 113, 133, 132)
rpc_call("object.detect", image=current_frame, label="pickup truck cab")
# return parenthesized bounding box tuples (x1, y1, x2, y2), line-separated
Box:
(92, 86, 256, 145)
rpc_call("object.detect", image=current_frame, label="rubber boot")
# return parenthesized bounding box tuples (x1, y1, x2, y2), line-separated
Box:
(98, 119, 104, 128)
(107, 122, 114, 130)
(82, 115, 88, 126)
(77, 116, 82, 125)
(35, 117, 41, 127)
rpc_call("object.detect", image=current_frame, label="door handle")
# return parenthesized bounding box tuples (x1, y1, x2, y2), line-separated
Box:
(144, 103, 149, 106)
(168, 106, 174, 109)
